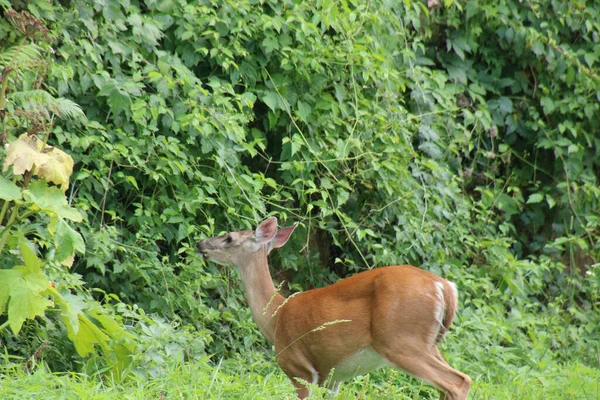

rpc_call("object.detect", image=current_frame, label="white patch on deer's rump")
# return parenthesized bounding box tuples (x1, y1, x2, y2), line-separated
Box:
(448, 281, 458, 313)
(433, 281, 445, 326)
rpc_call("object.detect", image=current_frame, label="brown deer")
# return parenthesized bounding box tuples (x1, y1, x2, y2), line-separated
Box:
(197, 217, 471, 399)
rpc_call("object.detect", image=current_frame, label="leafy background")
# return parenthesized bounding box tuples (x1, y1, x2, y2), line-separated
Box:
(0, 0, 599, 398)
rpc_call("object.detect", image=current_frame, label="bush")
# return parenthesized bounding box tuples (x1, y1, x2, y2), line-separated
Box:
(0, 0, 598, 383)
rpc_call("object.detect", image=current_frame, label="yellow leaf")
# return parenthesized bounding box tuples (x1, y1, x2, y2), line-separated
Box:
(3, 134, 74, 191)
(60, 254, 75, 268)
(3, 134, 45, 175)
(37, 147, 74, 191)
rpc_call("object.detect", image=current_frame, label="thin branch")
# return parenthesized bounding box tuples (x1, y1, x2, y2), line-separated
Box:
(275, 319, 351, 359)
(100, 160, 114, 227)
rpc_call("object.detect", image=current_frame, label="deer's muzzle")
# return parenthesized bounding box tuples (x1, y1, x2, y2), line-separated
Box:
(196, 240, 208, 259)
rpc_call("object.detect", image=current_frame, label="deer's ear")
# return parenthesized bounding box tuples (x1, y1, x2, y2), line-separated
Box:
(268, 224, 297, 253)
(255, 217, 278, 243)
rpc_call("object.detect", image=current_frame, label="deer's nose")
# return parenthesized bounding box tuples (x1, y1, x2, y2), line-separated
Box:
(196, 240, 210, 259)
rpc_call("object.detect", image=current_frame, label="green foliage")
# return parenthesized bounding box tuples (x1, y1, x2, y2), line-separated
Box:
(0, 237, 53, 335)
(0, 356, 597, 399)
(0, 0, 599, 396)
(0, 7, 135, 376)
(0, 175, 20, 201)
(428, 0, 600, 259)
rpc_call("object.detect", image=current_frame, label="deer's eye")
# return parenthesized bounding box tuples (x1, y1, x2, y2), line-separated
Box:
(225, 234, 233, 244)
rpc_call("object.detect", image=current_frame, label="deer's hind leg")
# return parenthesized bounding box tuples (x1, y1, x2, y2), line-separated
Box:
(375, 344, 470, 400)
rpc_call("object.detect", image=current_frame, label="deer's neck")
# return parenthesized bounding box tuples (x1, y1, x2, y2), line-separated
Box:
(236, 249, 285, 344)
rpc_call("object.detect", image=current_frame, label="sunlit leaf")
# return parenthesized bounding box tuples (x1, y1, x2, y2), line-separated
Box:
(3, 134, 74, 190)
(23, 180, 83, 222)
(68, 314, 111, 356)
(36, 146, 74, 191)
(8, 268, 53, 334)
(526, 193, 544, 204)
(0, 238, 52, 334)
(3, 134, 44, 176)
(0, 269, 20, 315)
(51, 289, 86, 336)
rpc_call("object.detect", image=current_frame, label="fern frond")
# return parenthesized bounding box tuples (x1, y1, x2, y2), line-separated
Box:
(11, 89, 54, 106)
(0, 44, 43, 69)
(9, 90, 86, 121)
(53, 97, 86, 121)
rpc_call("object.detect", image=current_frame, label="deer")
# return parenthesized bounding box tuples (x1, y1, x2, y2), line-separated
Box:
(196, 217, 471, 399)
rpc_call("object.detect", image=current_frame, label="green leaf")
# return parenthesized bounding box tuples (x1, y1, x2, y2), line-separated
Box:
(67, 314, 111, 356)
(240, 92, 257, 108)
(526, 193, 544, 204)
(52, 290, 85, 336)
(262, 33, 279, 54)
(490, 97, 513, 116)
(0, 269, 20, 314)
(0, 175, 21, 201)
(419, 142, 442, 159)
(53, 217, 86, 265)
(465, 0, 479, 19)
(291, 134, 303, 156)
(584, 52, 597, 68)
(297, 101, 311, 121)
(23, 180, 83, 222)
(497, 194, 519, 219)
(565, 67, 575, 85)
(336, 139, 349, 159)
(262, 91, 280, 111)
(89, 308, 129, 338)
(98, 80, 131, 116)
(337, 189, 350, 206)
(540, 97, 555, 114)
(7, 267, 53, 335)
(18, 237, 43, 274)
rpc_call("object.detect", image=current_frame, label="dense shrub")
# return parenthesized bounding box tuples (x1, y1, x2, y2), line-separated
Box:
(0, 0, 598, 380)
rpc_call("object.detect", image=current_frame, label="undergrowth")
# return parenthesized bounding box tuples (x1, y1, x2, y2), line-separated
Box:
(1, 353, 598, 400)
(1, 1, 599, 398)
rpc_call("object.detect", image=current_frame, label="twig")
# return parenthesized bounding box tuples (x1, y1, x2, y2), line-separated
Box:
(275, 320, 352, 359)
(100, 160, 114, 227)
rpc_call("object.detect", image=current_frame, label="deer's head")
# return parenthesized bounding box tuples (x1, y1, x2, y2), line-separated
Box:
(197, 217, 296, 267)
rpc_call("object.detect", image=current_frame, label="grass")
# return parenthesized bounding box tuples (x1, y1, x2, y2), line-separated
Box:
(1, 353, 599, 399)
(471, 363, 600, 400)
